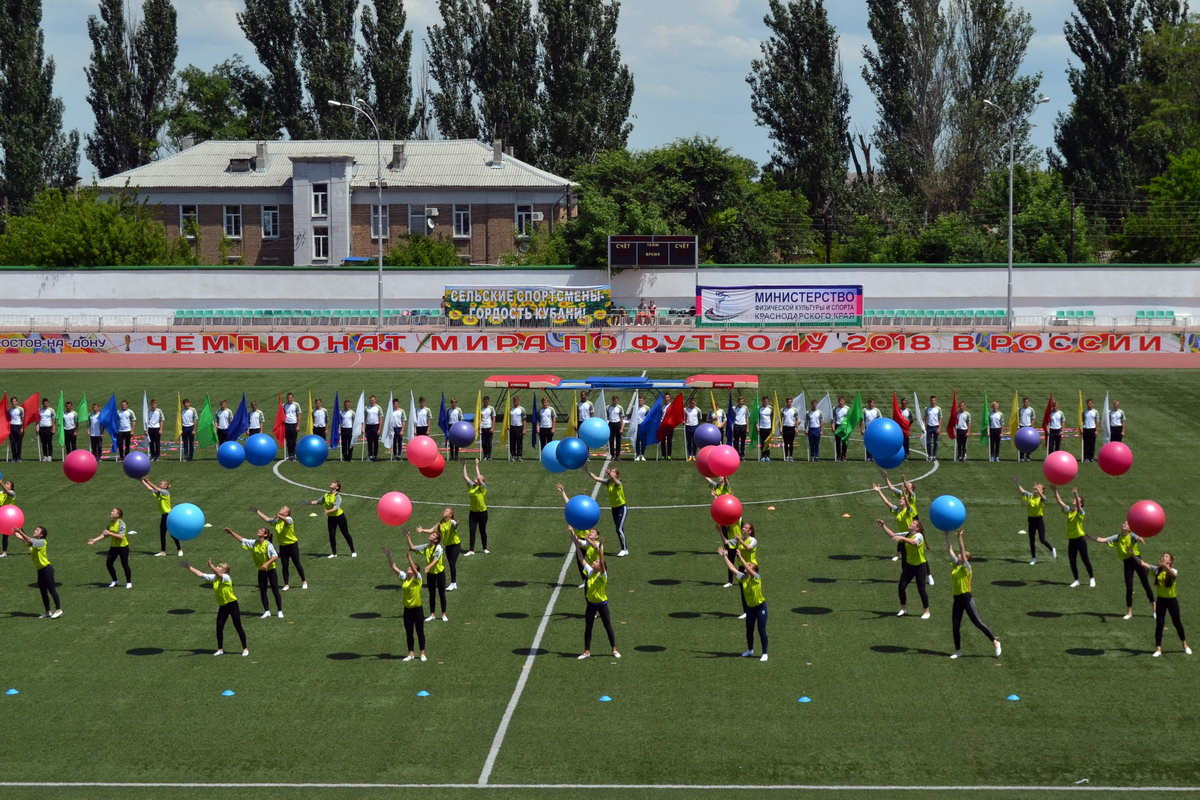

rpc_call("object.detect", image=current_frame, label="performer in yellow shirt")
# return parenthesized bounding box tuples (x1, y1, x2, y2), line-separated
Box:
(86, 507, 132, 589)
(179, 558, 248, 657)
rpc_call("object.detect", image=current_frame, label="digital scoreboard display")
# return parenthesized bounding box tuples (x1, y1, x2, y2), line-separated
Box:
(607, 235, 698, 268)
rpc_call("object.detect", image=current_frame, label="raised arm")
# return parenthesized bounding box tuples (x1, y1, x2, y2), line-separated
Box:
(180, 560, 206, 579)
(224, 526, 244, 544)
(10, 527, 32, 545)
(251, 506, 271, 522)
(554, 482, 570, 503)
(463, 462, 473, 487)
(382, 545, 402, 577)
(872, 484, 897, 509)
(474, 459, 484, 484)
(717, 545, 739, 574)
(140, 477, 157, 493)
(1012, 476, 1027, 496)
(584, 468, 604, 483)
(1053, 488, 1069, 513)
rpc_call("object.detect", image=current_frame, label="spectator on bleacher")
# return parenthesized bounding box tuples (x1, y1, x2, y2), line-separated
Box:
(144, 399, 162, 460)
(312, 398, 328, 442)
(389, 398, 406, 461)
(247, 401, 264, 438)
(508, 397, 526, 461)
(1109, 401, 1126, 442)
(1082, 398, 1099, 462)
(636, 299, 649, 325)
(648, 299, 657, 322)
(924, 397, 942, 462)
(1046, 401, 1064, 454)
(282, 393, 301, 460)
(216, 399, 232, 444)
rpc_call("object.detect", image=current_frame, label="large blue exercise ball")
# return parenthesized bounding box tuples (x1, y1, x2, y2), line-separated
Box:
(449, 421, 475, 447)
(929, 495, 967, 532)
(578, 417, 610, 450)
(864, 418, 904, 458)
(296, 434, 329, 468)
(694, 423, 723, 449)
(217, 440, 245, 469)
(555, 437, 590, 470)
(540, 440, 567, 473)
(565, 494, 601, 530)
(167, 502, 206, 541)
(1015, 426, 1041, 454)
(875, 446, 906, 470)
(245, 433, 278, 466)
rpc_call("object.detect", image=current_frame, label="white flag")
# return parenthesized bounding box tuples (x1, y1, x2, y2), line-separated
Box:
(142, 390, 150, 452)
(1102, 391, 1111, 443)
(408, 391, 417, 440)
(791, 392, 806, 421)
(912, 392, 925, 434)
(352, 391, 365, 443)
(626, 390, 641, 442)
(381, 392, 395, 449)
(816, 392, 833, 428)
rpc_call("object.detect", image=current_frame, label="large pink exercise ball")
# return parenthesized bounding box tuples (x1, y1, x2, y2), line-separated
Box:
(708, 444, 741, 478)
(1127, 500, 1165, 538)
(419, 453, 446, 478)
(407, 436, 439, 469)
(1042, 451, 1079, 486)
(0, 505, 25, 535)
(377, 491, 413, 526)
(63, 450, 98, 483)
(1098, 442, 1133, 476)
(710, 494, 743, 527)
(695, 445, 718, 478)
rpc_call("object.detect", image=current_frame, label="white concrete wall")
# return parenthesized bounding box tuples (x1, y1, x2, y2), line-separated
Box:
(2, 265, 1197, 320)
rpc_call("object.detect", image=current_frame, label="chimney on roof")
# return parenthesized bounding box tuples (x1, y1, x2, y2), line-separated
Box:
(505, 145, 514, 157)
(492, 138, 503, 166)
(390, 142, 407, 170)
(180, 135, 195, 150)
(255, 141, 268, 172)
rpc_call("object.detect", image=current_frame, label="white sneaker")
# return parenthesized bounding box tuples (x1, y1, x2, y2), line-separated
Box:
(577, 583, 586, 589)
(301, 581, 308, 589)
(425, 614, 435, 622)
(927, 574, 935, 586)
(447, 583, 457, 591)
(441, 614, 449, 622)
(920, 610, 931, 619)
(260, 610, 272, 618)
(125, 582, 133, 590)
(0, 553, 6, 558)
(1186, 647, 1193, 655)
(177, 550, 184, 557)
(612, 650, 621, 659)
(108, 581, 119, 588)
(1029, 558, 1037, 565)
(759, 654, 768, 662)
(736, 613, 747, 620)
(994, 640, 1002, 657)
(896, 609, 907, 617)
(154, 552, 166, 557)
(577, 653, 590, 660)
(1153, 650, 1162, 658)
(1069, 580, 1080, 588)
(463, 551, 474, 557)
(282, 585, 289, 591)
(950, 651, 961, 659)
(420, 654, 427, 661)
(403, 654, 415, 662)
(1052, 547, 1058, 560)
(213, 649, 224, 656)
(741, 650, 754, 657)
(50, 610, 63, 619)
(483, 549, 490, 554)
(891, 555, 899, 561)
(722, 582, 733, 589)
(617, 550, 629, 557)
(327, 554, 337, 559)
(351, 552, 357, 558)
(277, 611, 284, 618)
(241, 649, 249, 657)
(1089, 578, 1096, 587)
(1123, 612, 1133, 620)
(39, 614, 49, 619)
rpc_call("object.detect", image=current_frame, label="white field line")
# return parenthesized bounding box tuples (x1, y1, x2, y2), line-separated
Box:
(475, 456, 612, 786)
(1, 782, 1196, 792)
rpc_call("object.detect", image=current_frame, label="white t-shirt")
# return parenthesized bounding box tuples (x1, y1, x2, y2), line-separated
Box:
(538, 407, 555, 428)
(509, 406, 524, 427)
(989, 411, 1004, 429)
(7, 407, 22, 426)
(364, 404, 382, 425)
(117, 408, 135, 432)
(312, 408, 327, 428)
(900, 407, 912, 424)
(479, 406, 494, 430)
(448, 407, 463, 424)
(38, 407, 55, 428)
(88, 413, 101, 436)
(805, 410, 822, 429)
(1048, 410, 1064, 430)
(833, 405, 848, 425)
(248, 410, 264, 430)
(862, 407, 881, 425)
(414, 407, 431, 427)
(63, 410, 77, 431)
(578, 401, 593, 421)
(956, 411, 970, 430)
(684, 407, 701, 426)
(925, 406, 941, 427)
(781, 407, 797, 427)
(710, 408, 726, 426)
(1018, 406, 1035, 427)
(758, 407, 773, 428)
(1083, 409, 1098, 429)
(340, 409, 355, 428)
(283, 402, 300, 424)
(146, 408, 163, 429)
(606, 405, 623, 423)
(217, 408, 232, 430)
(390, 408, 406, 429)
(1109, 409, 1125, 426)
(733, 405, 748, 425)
(181, 407, 197, 427)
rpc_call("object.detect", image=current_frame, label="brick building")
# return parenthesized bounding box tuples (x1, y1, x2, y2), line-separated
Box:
(95, 139, 575, 266)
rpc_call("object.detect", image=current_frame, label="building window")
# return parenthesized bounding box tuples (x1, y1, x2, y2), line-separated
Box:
(515, 204, 534, 237)
(408, 205, 427, 235)
(371, 204, 389, 239)
(313, 226, 329, 260)
(223, 205, 242, 239)
(312, 183, 328, 217)
(453, 204, 471, 238)
(262, 206, 280, 239)
(179, 205, 197, 238)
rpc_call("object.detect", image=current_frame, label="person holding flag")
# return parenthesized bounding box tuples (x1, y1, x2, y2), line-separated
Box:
(7, 395, 27, 462)
(116, 399, 136, 461)
(446, 397, 464, 460)
(987, 400, 1004, 463)
(535, 397, 555, 453)
(88, 401, 104, 459)
(388, 397, 407, 461)
(413, 396, 431, 438)
(1108, 400, 1126, 442)
(833, 394, 863, 464)
(780, 396, 798, 462)
(805, 398, 823, 461)
(831, 396, 850, 461)
(635, 394, 664, 462)
(756, 394, 773, 462)
(954, 400, 971, 462)
(1081, 398, 1099, 461)
(731, 395, 749, 459)
(477, 395, 494, 460)
(364, 395, 383, 461)
(225, 395, 250, 444)
(247, 400, 264, 438)
(215, 400, 233, 444)
(709, 395, 727, 443)
(630, 394, 649, 461)
(144, 398, 163, 460)
(923, 396, 942, 462)
(577, 390, 594, 435)
(507, 396, 525, 461)
(892, 395, 913, 457)
(311, 398, 328, 442)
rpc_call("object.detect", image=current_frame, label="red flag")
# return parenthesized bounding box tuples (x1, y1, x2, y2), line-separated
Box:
(891, 392, 910, 436)
(0, 393, 9, 444)
(272, 392, 286, 445)
(945, 390, 958, 437)
(1041, 393, 1055, 433)
(21, 393, 40, 430)
(657, 393, 685, 438)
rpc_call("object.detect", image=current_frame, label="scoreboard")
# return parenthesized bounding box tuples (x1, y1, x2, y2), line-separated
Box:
(607, 235, 698, 268)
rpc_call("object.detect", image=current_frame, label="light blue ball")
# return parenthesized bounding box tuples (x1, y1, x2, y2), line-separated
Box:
(244, 433, 278, 466)
(578, 417, 610, 449)
(166, 502, 206, 541)
(565, 494, 601, 529)
(929, 495, 967, 532)
(217, 441, 245, 469)
(555, 437, 590, 470)
(540, 440, 567, 473)
(296, 434, 328, 468)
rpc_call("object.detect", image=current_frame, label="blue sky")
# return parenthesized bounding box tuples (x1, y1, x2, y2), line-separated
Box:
(44, 0, 1079, 180)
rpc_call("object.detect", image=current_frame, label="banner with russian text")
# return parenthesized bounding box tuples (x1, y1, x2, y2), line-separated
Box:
(696, 285, 863, 327)
(443, 285, 613, 325)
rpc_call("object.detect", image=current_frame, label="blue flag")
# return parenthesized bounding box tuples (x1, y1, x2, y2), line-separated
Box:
(725, 391, 735, 444)
(330, 391, 341, 448)
(438, 392, 450, 438)
(637, 394, 665, 448)
(97, 393, 119, 451)
(227, 393, 250, 440)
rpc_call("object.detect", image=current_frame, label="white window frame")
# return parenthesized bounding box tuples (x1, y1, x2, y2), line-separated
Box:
(371, 204, 390, 240)
(515, 203, 534, 238)
(313, 226, 330, 261)
(261, 206, 280, 239)
(408, 205, 427, 235)
(312, 183, 329, 217)
(223, 205, 243, 239)
(453, 204, 472, 239)
(179, 205, 198, 239)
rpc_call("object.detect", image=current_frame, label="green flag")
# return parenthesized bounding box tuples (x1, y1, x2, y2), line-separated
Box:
(835, 392, 863, 441)
(55, 390, 65, 448)
(752, 391, 763, 444)
(196, 395, 218, 447)
(979, 390, 990, 443)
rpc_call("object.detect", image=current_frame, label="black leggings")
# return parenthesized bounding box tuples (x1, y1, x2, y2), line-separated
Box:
(1068, 537, 1093, 580)
(159, 513, 180, 553)
(285, 423, 298, 458)
(782, 426, 796, 458)
(480, 428, 492, 459)
(257, 569, 282, 612)
(745, 601, 768, 653)
(584, 601, 616, 650)
(427, 570, 447, 614)
(36, 565, 60, 613)
(1124, 557, 1155, 607)
(340, 428, 354, 461)
(1027, 517, 1053, 558)
(1156, 597, 1186, 646)
(38, 427, 54, 459)
(609, 422, 622, 458)
(989, 428, 1001, 459)
(469, 510, 488, 551)
(926, 428, 940, 459)
(105, 547, 131, 583)
(279, 542, 305, 585)
(835, 434, 848, 460)
(898, 561, 930, 609)
(445, 543, 461, 584)
(404, 605, 427, 651)
(327, 515, 354, 555)
(733, 424, 747, 456)
(215, 601, 247, 650)
(148, 428, 160, 459)
(952, 593, 994, 650)
(611, 505, 628, 552)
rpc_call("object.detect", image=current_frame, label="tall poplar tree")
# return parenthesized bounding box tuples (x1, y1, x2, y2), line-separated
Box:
(475, 0, 540, 161)
(238, 0, 311, 139)
(427, 0, 484, 140)
(298, 0, 364, 137)
(360, 0, 422, 139)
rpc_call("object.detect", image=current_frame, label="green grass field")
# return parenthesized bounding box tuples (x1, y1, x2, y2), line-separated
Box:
(2, 368, 1199, 799)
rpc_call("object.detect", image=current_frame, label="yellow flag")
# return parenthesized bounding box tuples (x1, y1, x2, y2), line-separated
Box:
(175, 392, 182, 441)
(306, 391, 314, 435)
(1077, 389, 1084, 433)
(1008, 390, 1020, 449)
(474, 390, 482, 444)
(710, 391, 718, 414)
(773, 391, 781, 440)
(501, 392, 511, 444)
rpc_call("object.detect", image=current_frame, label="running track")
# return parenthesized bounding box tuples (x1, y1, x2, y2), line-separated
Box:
(3, 352, 1195, 369)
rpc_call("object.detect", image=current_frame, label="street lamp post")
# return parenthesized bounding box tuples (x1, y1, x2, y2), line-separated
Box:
(983, 96, 1050, 332)
(329, 99, 384, 331)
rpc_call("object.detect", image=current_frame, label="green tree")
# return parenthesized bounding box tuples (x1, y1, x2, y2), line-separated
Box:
(0, 188, 197, 266)
(476, 0, 540, 162)
(747, 0, 850, 210)
(1129, 17, 1200, 175)
(535, 0, 634, 175)
(383, 233, 464, 266)
(426, 0, 483, 141)
(0, 0, 79, 213)
(360, 0, 423, 139)
(1117, 148, 1200, 262)
(974, 167, 1099, 262)
(166, 58, 282, 147)
(238, 0, 312, 139)
(913, 212, 1000, 263)
(85, 0, 178, 178)
(299, 0, 364, 137)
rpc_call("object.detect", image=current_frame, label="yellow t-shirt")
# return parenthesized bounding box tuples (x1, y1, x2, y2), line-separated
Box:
(584, 564, 608, 604)
(1024, 494, 1044, 518)
(1065, 509, 1085, 540)
(903, 533, 927, 566)
(606, 480, 626, 508)
(1155, 568, 1178, 599)
(951, 561, 972, 596)
(322, 492, 344, 517)
(468, 484, 487, 512)
(1, 488, 15, 507)
(418, 543, 445, 574)
(273, 516, 297, 546)
(28, 538, 50, 570)
(208, 573, 237, 606)
(439, 519, 460, 547)
(155, 489, 172, 515)
(402, 572, 424, 608)
(738, 571, 765, 607)
(108, 519, 128, 548)
(243, 538, 277, 571)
